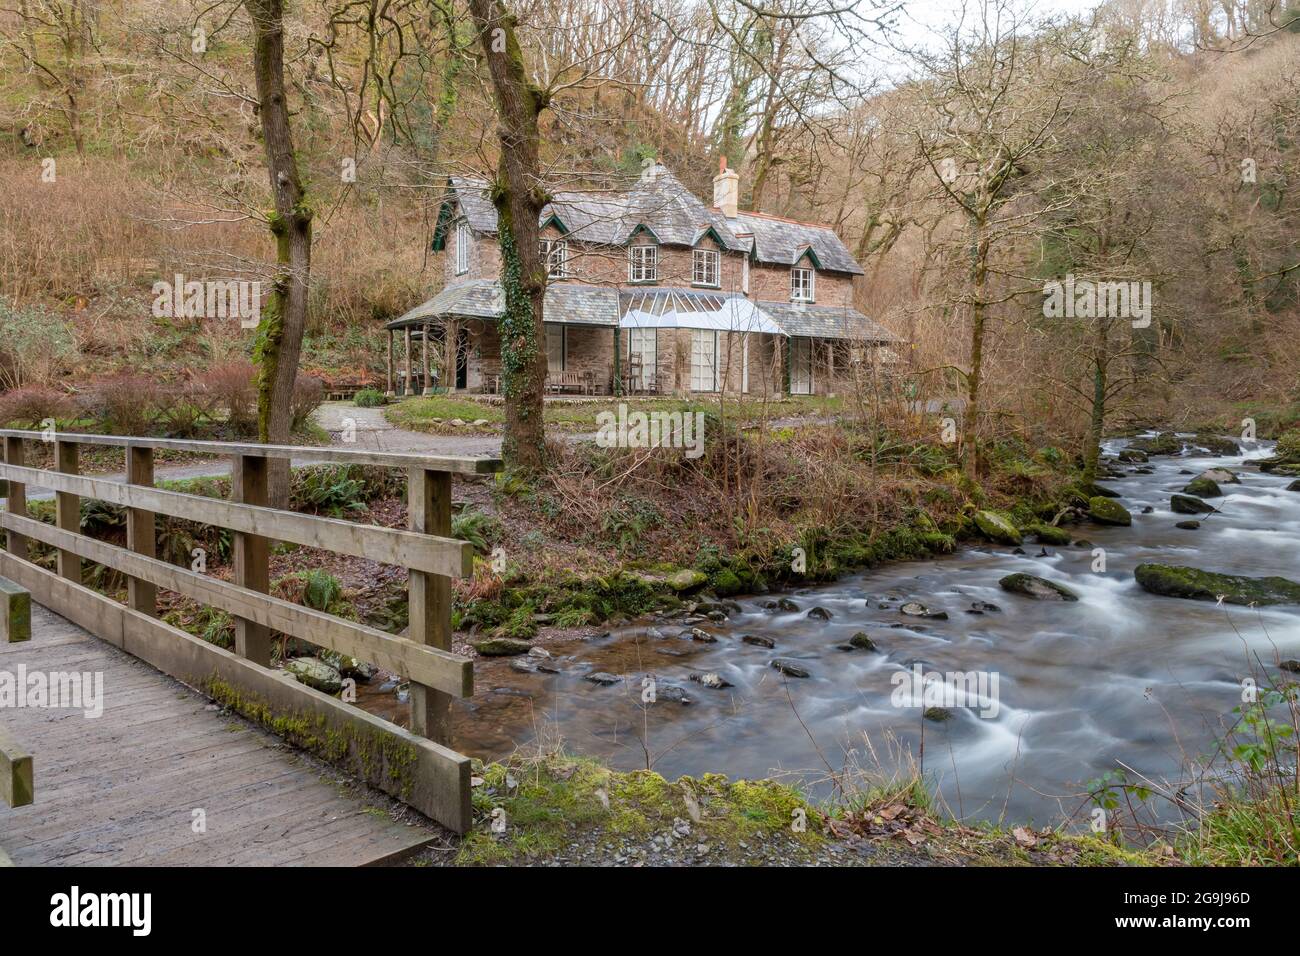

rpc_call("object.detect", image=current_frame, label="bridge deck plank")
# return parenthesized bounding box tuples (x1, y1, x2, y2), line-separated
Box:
(0, 605, 439, 866)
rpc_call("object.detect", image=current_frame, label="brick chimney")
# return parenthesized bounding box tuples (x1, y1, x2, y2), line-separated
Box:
(713, 156, 739, 219)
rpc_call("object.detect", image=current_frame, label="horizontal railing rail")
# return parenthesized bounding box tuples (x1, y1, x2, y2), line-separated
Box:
(0, 429, 503, 832)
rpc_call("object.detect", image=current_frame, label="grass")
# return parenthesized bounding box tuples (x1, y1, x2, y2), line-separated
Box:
(453, 749, 1159, 867)
(385, 393, 846, 433)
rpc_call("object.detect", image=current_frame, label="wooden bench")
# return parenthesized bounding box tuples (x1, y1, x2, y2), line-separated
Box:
(546, 370, 594, 395)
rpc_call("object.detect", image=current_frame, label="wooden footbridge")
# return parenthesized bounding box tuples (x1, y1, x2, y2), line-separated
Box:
(0, 430, 501, 866)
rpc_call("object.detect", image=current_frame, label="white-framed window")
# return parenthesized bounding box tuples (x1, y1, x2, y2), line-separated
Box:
(791, 266, 815, 302)
(455, 219, 471, 275)
(539, 238, 568, 278)
(628, 245, 658, 282)
(692, 248, 720, 287)
(790, 337, 813, 394)
(626, 328, 657, 392)
(545, 324, 566, 373)
(690, 329, 718, 392)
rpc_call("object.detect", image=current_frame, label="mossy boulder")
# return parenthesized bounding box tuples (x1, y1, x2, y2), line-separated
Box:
(710, 568, 744, 596)
(1134, 564, 1300, 605)
(1088, 496, 1132, 526)
(1287, 479, 1300, 492)
(473, 638, 533, 657)
(1116, 448, 1148, 463)
(1171, 494, 1215, 515)
(973, 510, 1022, 546)
(285, 657, 344, 695)
(848, 632, 878, 651)
(1191, 434, 1240, 455)
(666, 569, 708, 592)
(1182, 476, 1222, 498)
(1128, 432, 1183, 456)
(1032, 524, 1072, 546)
(999, 573, 1080, 601)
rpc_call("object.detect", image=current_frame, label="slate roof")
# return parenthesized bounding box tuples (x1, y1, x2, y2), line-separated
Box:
(388, 280, 618, 329)
(729, 213, 864, 276)
(436, 166, 747, 252)
(756, 302, 901, 343)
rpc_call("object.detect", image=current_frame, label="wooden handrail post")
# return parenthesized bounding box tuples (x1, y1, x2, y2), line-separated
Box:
(54, 438, 80, 584)
(2, 437, 27, 561)
(231, 454, 271, 666)
(408, 467, 453, 742)
(126, 446, 157, 616)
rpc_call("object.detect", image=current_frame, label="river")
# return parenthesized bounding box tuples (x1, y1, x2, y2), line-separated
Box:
(445, 435, 1299, 828)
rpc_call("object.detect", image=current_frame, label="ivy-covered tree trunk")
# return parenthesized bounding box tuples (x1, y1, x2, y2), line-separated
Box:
(1082, 318, 1110, 484)
(469, 0, 548, 473)
(961, 215, 990, 479)
(247, 0, 313, 505)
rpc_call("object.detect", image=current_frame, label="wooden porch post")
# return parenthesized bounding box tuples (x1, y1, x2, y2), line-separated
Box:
(385, 329, 394, 397)
(404, 326, 413, 396)
(422, 322, 433, 395)
(613, 325, 622, 397)
(444, 319, 458, 394)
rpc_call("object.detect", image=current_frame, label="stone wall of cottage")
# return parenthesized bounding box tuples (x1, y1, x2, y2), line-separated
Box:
(746, 261, 853, 307)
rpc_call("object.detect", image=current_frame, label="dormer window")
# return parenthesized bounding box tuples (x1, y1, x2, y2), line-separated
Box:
(791, 266, 815, 302)
(692, 249, 720, 287)
(629, 245, 658, 282)
(455, 219, 471, 275)
(540, 239, 568, 278)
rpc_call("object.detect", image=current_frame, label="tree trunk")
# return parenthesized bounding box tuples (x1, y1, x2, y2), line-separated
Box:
(961, 217, 989, 479)
(1082, 319, 1110, 483)
(469, 0, 548, 473)
(247, 0, 313, 506)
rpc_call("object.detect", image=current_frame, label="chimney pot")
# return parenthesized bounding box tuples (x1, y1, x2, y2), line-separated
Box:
(713, 158, 740, 219)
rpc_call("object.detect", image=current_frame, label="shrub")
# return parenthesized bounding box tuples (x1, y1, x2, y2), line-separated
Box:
(199, 361, 257, 437)
(274, 569, 343, 612)
(290, 465, 367, 516)
(80, 375, 160, 435)
(0, 384, 76, 428)
(354, 387, 385, 407)
(291, 374, 326, 432)
(452, 508, 501, 553)
(0, 297, 78, 390)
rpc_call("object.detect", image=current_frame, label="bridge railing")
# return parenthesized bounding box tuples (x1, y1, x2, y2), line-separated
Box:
(0, 429, 502, 833)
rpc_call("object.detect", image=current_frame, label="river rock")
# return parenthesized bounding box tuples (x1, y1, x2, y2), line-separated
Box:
(973, 510, 1023, 545)
(473, 637, 533, 657)
(1279, 660, 1300, 673)
(1117, 448, 1149, 463)
(770, 658, 811, 678)
(285, 657, 344, 695)
(1088, 496, 1132, 526)
(688, 628, 717, 643)
(1134, 564, 1300, 605)
(999, 573, 1080, 601)
(775, 597, 800, 612)
(848, 632, 878, 651)
(1171, 493, 1215, 515)
(1287, 480, 1300, 492)
(585, 671, 623, 686)
(968, 601, 1002, 614)
(1141, 506, 1154, 514)
(924, 707, 953, 722)
(1033, 524, 1072, 546)
(666, 569, 708, 592)
(900, 601, 948, 619)
(807, 606, 833, 620)
(689, 672, 733, 689)
(741, 635, 775, 648)
(1192, 433, 1239, 455)
(1200, 468, 1240, 484)
(1182, 476, 1222, 498)
(1175, 520, 1201, 530)
(656, 684, 693, 705)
